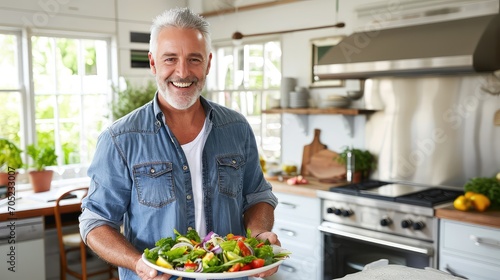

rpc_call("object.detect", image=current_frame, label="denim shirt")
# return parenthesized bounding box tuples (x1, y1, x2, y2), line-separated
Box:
(79, 94, 278, 280)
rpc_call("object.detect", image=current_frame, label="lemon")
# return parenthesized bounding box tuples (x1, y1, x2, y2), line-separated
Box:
(156, 256, 173, 269)
(453, 195, 471, 211)
(469, 193, 491, 212)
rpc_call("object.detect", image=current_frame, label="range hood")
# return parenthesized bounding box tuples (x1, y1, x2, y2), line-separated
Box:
(314, 14, 500, 79)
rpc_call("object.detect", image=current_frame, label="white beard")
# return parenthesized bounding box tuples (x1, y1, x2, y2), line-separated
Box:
(156, 77, 203, 110)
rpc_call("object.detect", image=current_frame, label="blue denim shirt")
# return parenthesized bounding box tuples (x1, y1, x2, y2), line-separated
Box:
(79, 94, 278, 280)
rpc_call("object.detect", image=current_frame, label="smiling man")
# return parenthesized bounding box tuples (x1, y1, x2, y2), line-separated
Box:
(79, 7, 280, 280)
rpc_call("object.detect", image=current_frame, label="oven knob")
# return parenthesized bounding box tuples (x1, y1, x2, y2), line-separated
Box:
(413, 221, 426, 230)
(326, 207, 336, 214)
(341, 209, 353, 217)
(380, 218, 392, 227)
(401, 220, 413, 228)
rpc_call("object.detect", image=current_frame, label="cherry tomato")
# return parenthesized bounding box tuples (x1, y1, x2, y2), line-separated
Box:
(250, 258, 265, 269)
(228, 263, 241, 272)
(237, 240, 252, 256)
(184, 260, 197, 271)
(241, 264, 252, 271)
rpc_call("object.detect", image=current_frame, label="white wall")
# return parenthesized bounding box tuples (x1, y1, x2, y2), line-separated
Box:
(202, 0, 381, 165)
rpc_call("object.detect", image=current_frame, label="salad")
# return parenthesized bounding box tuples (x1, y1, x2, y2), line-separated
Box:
(144, 229, 290, 273)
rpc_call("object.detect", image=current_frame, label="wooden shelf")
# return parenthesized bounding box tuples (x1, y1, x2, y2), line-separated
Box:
(262, 108, 377, 116)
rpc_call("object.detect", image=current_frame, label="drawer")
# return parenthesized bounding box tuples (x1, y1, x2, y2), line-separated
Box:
(274, 192, 320, 222)
(440, 253, 500, 280)
(440, 219, 500, 263)
(273, 219, 319, 245)
(262, 257, 321, 280)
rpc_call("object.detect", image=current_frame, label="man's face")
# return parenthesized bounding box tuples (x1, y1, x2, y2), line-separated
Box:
(149, 27, 212, 110)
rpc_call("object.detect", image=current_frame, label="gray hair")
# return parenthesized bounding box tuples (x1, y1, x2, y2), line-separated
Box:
(149, 7, 212, 57)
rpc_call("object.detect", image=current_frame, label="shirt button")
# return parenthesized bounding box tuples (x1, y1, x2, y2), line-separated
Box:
(150, 168, 155, 174)
(183, 165, 188, 171)
(232, 160, 236, 164)
(187, 226, 193, 231)
(186, 195, 192, 200)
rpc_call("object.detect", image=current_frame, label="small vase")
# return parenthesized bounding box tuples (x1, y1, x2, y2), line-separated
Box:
(29, 170, 54, 193)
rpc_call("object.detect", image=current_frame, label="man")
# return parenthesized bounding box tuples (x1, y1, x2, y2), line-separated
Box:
(79, 7, 280, 280)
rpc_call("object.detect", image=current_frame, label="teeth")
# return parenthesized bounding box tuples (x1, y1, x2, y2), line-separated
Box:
(172, 82, 192, 88)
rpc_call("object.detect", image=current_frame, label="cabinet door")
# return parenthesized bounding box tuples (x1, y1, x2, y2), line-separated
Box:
(440, 253, 500, 280)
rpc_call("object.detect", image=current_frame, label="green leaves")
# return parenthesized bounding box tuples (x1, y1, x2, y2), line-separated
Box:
(26, 144, 58, 171)
(0, 138, 23, 171)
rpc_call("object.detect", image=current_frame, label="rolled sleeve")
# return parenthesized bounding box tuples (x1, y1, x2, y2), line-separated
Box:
(79, 208, 121, 244)
(244, 180, 278, 212)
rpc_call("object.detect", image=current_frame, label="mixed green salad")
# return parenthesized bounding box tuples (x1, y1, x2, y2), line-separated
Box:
(144, 229, 290, 273)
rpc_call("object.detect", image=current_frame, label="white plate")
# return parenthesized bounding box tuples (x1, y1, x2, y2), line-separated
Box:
(143, 254, 284, 279)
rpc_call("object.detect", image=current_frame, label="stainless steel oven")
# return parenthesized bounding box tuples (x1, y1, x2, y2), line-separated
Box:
(317, 180, 462, 279)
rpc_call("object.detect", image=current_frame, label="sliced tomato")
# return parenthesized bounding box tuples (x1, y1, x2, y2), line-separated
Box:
(184, 260, 197, 271)
(237, 240, 252, 256)
(241, 264, 252, 271)
(227, 234, 246, 241)
(250, 258, 265, 269)
(228, 263, 241, 272)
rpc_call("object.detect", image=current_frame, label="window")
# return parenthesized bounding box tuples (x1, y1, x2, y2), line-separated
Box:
(0, 29, 113, 179)
(31, 35, 111, 168)
(0, 31, 23, 150)
(205, 41, 282, 163)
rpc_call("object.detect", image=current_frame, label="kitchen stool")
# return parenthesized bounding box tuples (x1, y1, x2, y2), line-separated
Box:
(54, 187, 117, 280)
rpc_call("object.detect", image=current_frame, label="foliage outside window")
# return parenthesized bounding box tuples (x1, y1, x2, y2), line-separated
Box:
(0, 30, 113, 179)
(205, 41, 282, 163)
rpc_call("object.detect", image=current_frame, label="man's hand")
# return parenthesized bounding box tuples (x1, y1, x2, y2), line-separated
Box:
(136, 257, 171, 280)
(252, 231, 282, 278)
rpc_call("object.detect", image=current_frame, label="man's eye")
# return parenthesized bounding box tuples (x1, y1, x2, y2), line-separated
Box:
(189, 58, 202, 64)
(165, 58, 176, 63)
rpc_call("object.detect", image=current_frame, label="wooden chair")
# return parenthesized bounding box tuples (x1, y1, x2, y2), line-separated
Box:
(54, 187, 117, 280)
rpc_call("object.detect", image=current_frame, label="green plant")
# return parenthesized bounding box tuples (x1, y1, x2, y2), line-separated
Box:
(335, 147, 377, 177)
(0, 138, 23, 172)
(110, 79, 157, 120)
(26, 144, 58, 171)
(464, 176, 500, 209)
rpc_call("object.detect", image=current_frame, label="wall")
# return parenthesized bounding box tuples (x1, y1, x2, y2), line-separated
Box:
(201, 0, 382, 166)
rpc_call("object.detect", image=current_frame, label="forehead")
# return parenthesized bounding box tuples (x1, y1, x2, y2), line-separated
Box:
(156, 27, 207, 55)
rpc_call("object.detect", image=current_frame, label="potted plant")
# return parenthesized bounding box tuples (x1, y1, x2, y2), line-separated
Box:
(26, 144, 58, 192)
(0, 138, 24, 187)
(335, 147, 377, 182)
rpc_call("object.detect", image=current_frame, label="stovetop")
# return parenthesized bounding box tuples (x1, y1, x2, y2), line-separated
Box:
(329, 180, 463, 207)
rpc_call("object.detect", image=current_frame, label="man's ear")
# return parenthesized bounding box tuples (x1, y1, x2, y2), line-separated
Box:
(205, 53, 213, 75)
(148, 52, 156, 74)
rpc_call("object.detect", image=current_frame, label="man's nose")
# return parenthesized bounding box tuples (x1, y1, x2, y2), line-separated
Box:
(175, 60, 189, 78)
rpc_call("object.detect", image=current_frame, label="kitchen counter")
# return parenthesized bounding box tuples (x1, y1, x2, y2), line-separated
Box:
(435, 206, 500, 229)
(269, 177, 500, 229)
(268, 176, 345, 197)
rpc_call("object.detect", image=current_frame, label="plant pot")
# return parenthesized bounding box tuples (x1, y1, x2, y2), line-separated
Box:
(29, 170, 54, 193)
(352, 171, 363, 183)
(1, 171, 19, 187)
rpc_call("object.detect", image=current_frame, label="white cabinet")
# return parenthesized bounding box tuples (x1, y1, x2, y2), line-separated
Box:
(439, 219, 500, 280)
(265, 191, 322, 280)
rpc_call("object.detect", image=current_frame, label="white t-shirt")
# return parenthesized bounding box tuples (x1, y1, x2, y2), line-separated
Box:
(181, 120, 208, 238)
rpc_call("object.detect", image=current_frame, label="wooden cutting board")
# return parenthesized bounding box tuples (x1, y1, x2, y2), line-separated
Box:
(301, 129, 327, 176)
(307, 149, 346, 179)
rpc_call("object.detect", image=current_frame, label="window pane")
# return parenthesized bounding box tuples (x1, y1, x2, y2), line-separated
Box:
(0, 34, 19, 89)
(32, 35, 111, 168)
(0, 92, 22, 143)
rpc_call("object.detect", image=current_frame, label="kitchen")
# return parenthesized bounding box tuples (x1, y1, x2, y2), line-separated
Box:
(0, 0, 500, 279)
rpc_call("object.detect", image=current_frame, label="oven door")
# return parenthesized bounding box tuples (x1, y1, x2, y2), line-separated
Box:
(319, 221, 435, 279)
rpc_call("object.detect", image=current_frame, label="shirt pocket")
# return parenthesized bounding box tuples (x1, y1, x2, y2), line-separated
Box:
(217, 154, 245, 198)
(133, 162, 175, 208)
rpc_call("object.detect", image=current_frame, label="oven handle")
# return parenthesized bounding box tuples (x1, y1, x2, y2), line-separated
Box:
(319, 225, 433, 256)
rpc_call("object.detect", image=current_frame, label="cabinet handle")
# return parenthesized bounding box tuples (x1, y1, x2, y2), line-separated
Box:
(280, 263, 296, 273)
(470, 235, 500, 249)
(445, 265, 468, 279)
(279, 202, 297, 209)
(279, 228, 296, 237)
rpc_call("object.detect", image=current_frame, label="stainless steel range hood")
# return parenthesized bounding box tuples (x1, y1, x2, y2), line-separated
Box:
(314, 14, 500, 79)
